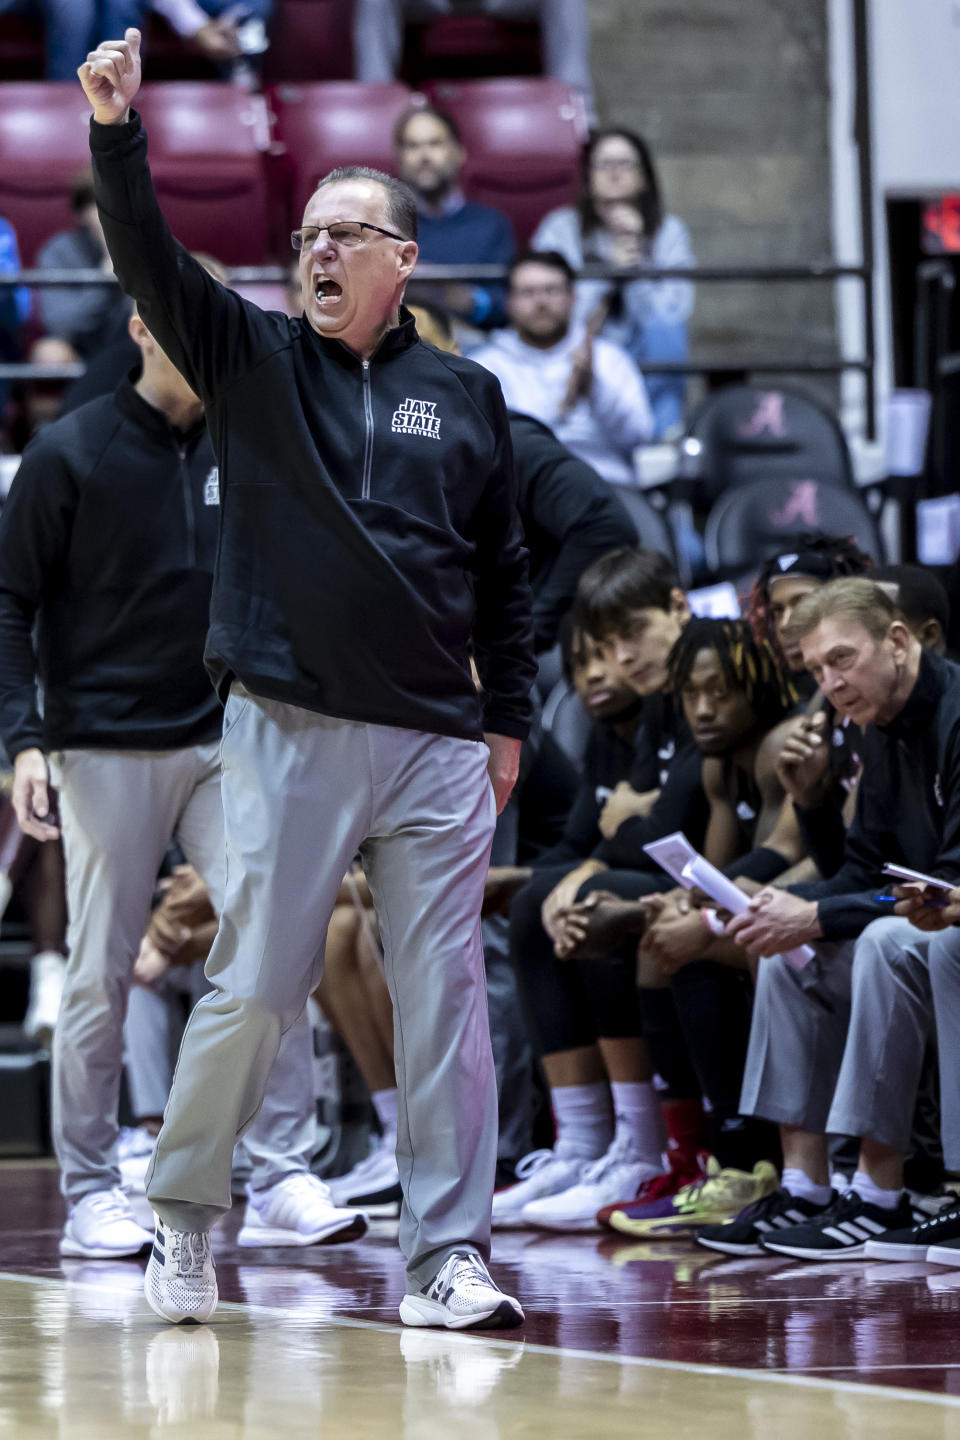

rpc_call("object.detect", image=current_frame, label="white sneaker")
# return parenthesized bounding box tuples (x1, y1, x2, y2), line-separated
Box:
(326, 1131, 401, 1215)
(399, 1252, 524, 1331)
(59, 1188, 153, 1259)
(144, 1218, 218, 1324)
(236, 1172, 368, 1247)
(521, 1139, 666, 1233)
(118, 1125, 155, 1193)
(491, 1149, 588, 1229)
(22, 951, 66, 1047)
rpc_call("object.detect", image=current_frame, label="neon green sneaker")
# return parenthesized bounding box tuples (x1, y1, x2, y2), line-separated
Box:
(607, 1158, 779, 1239)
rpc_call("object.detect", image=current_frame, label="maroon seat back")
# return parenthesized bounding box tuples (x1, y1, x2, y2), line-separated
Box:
(136, 84, 272, 264)
(267, 81, 415, 227)
(0, 84, 95, 264)
(424, 78, 587, 245)
(262, 0, 354, 82)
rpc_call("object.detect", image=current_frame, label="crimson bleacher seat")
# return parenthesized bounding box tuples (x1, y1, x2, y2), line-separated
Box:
(135, 84, 273, 263)
(267, 81, 416, 224)
(403, 14, 540, 86)
(0, 14, 43, 80)
(263, 0, 354, 83)
(423, 78, 587, 245)
(0, 85, 96, 264)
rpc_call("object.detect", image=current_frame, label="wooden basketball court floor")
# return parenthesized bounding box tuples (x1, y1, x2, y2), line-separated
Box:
(4, 1162, 960, 1438)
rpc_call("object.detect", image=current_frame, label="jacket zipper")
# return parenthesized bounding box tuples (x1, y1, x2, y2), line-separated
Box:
(177, 442, 197, 567)
(361, 359, 374, 500)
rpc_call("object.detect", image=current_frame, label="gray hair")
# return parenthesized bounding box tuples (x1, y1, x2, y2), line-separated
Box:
(313, 165, 419, 243)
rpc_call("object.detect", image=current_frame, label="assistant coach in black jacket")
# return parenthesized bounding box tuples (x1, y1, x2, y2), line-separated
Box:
(714, 578, 960, 1260)
(0, 315, 332, 1262)
(76, 29, 535, 1330)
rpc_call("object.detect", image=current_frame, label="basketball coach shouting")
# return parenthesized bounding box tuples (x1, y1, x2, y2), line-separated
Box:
(68, 29, 535, 1330)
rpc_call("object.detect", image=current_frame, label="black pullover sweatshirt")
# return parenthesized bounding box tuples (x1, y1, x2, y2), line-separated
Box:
(0, 377, 222, 757)
(88, 113, 535, 744)
(791, 650, 960, 939)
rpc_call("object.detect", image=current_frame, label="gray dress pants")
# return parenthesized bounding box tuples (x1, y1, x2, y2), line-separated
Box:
(739, 940, 856, 1133)
(353, 0, 593, 95)
(147, 687, 498, 1288)
(828, 917, 960, 1165)
(51, 742, 314, 1206)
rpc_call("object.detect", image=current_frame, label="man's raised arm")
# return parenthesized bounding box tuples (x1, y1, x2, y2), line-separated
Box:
(79, 29, 284, 404)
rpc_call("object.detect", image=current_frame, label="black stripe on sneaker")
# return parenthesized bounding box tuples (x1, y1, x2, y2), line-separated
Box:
(151, 1244, 164, 1265)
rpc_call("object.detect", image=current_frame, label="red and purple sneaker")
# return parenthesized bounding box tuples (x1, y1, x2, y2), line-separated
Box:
(596, 1153, 706, 1232)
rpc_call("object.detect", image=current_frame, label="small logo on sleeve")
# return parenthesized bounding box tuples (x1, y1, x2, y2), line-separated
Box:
(203, 468, 220, 506)
(392, 397, 441, 440)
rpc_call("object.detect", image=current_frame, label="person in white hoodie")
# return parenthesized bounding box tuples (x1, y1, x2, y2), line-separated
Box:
(470, 250, 654, 487)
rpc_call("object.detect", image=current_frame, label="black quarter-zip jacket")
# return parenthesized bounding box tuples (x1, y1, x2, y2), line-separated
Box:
(790, 650, 960, 939)
(88, 113, 536, 744)
(0, 377, 222, 757)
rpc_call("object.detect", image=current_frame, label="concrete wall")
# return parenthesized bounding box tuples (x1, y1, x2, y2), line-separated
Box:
(588, 0, 838, 395)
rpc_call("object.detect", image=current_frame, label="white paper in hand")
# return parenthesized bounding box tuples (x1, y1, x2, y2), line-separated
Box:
(644, 836, 814, 970)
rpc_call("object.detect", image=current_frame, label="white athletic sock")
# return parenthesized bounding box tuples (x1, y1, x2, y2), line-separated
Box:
(850, 1168, 902, 1210)
(609, 1080, 667, 1167)
(552, 1082, 613, 1160)
(782, 1166, 832, 1207)
(371, 1087, 398, 1136)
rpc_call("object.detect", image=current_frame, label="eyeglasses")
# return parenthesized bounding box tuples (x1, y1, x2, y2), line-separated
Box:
(291, 220, 406, 251)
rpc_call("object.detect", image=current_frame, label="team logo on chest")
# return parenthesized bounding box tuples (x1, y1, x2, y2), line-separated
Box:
(392, 397, 441, 440)
(203, 467, 220, 505)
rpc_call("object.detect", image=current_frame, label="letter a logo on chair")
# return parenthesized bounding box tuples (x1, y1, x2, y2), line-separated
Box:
(770, 481, 818, 529)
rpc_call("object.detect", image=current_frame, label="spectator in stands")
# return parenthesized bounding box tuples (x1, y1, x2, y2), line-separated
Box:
(696, 578, 960, 1260)
(532, 128, 695, 439)
(394, 107, 514, 331)
(471, 251, 654, 485)
(408, 300, 640, 649)
(103, 1, 272, 74)
(0, 1, 95, 79)
(0, 282, 350, 1261)
(36, 169, 132, 359)
(354, 0, 593, 113)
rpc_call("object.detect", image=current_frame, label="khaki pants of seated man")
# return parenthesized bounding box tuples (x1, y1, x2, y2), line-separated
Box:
(146, 685, 498, 1290)
(51, 742, 315, 1207)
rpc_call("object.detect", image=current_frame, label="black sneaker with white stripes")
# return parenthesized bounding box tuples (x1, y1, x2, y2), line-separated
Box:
(864, 1197, 960, 1262)
(695, 1187, 834, 1256)
(759, 1189, 924, 1261)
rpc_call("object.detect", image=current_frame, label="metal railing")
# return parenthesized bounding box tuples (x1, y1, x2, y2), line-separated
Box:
(0, 260, 877, 432)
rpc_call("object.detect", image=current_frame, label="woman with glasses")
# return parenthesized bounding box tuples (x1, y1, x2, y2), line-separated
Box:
(532, 127, 695, 439)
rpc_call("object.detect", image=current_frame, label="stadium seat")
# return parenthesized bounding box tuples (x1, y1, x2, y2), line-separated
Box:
(423, 78, 587, 245)
(0, 13, 43, 80)
(135, 84, 272, 264)
(702, 475, 884, 582)
(613, 485, 677, 566)
(0, 85, 97, 264)
(678, 383, 858, 514)
(542, 677, 591, 767)
(267, 81, 416, 223)
(403, 14, 540, 85)
(263, 0, 354, 82)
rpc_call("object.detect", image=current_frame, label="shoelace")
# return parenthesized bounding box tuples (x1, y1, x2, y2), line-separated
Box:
(85, 1188, 134, 1222)
(580, 1124, 657, 1184)
(273, 1172, 333, 1203)
(170, 1229, 212, 1278)
(435, 1253, 493, 1299)
(513, 1149, 558, 1181)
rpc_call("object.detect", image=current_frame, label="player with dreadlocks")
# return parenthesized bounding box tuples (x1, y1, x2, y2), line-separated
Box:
(745, 535, 873, 694)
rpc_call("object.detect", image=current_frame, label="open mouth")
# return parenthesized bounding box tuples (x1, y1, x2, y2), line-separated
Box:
(314, 276, 343, 307)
